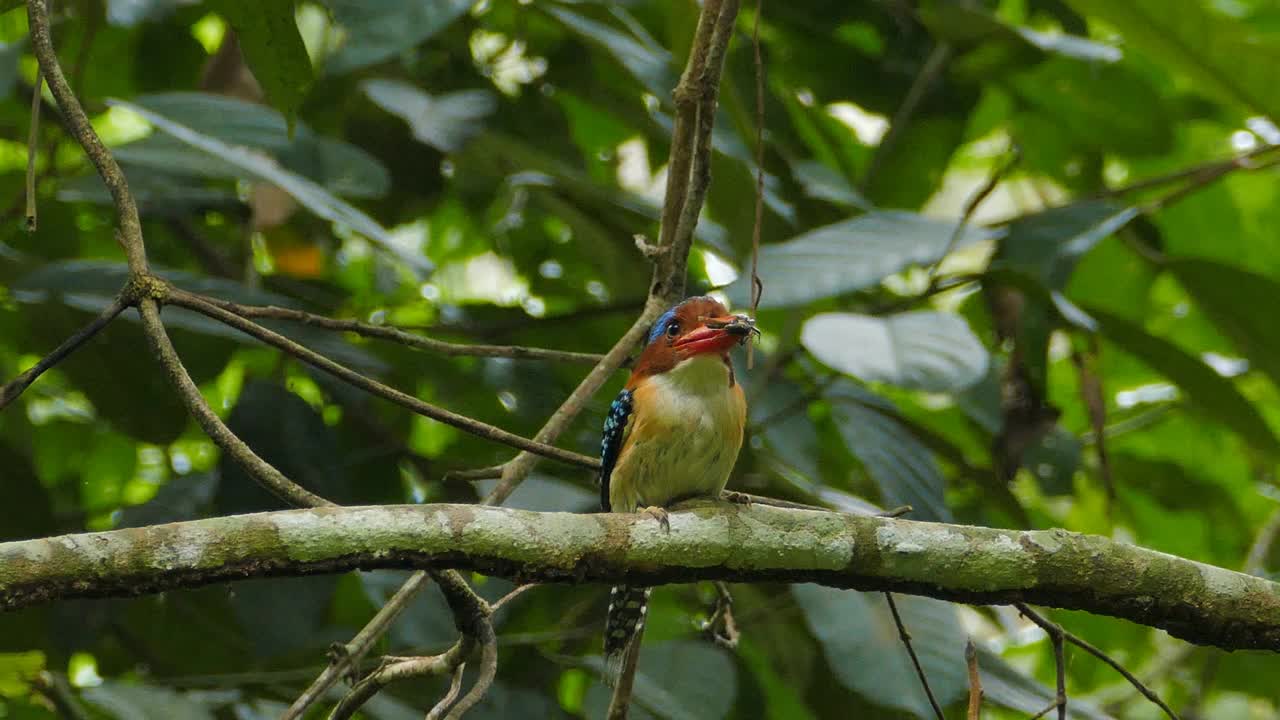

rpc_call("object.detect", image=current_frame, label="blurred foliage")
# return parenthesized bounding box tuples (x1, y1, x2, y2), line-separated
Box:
(2, 0, 1280, 718)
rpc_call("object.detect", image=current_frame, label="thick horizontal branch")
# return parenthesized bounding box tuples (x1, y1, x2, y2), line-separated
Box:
(3, 504, 1278, 652)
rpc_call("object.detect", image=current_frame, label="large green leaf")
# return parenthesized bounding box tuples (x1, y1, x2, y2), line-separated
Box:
(583, 640, 737, 720)
(12, 260, 386, 374)
(828, 382, 952, 522)
(993, 201, 1138, 290)
(793, 585, 966, 718)
(83, 682, 214, 720)
(1168, 258, 1280, 394)
(211, 0, 314, 130)
(1064, 0, 1280, 120)
(108, 98, 427, 272)
(325, 0, 472, 73)
(545, 6, 675, 98)
(725, 211, 1000, 308)
(801, 311, 988, 393)
(362, 79, 497, 152)
(1088, 306, 1280, 458)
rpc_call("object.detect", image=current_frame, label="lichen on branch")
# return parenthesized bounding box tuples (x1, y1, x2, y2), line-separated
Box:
(2, 502, 1278, 652)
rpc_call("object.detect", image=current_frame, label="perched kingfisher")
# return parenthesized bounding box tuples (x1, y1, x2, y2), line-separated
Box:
(598, 296, 756, 679)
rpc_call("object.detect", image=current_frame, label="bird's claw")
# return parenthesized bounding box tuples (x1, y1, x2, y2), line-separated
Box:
(639, 506, 670, 533)
(723, 491, 753, 507)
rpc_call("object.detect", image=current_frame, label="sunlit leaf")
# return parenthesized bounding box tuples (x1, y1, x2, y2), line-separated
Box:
(362, 79, 497, 152)
(325, 0, 472, 73)
(726, 212, 1001, 308)
(802, 311, 988, 392)
(211, 0, 314, 130)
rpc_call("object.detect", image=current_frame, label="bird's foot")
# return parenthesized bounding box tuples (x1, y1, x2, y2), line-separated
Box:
(638, 506, 671, 533)
(722, 491, 753, 507)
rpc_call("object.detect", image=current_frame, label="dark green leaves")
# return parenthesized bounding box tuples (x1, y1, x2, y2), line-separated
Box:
(802, 311, 988, 392)
(324, 0, 473, 73)
(794, 586, 966, 718)
(1089, 306, 1280, 457)
(727, 212, 1000, 308)
(210, 1, 313, 131)
(363, 80, 497, 152)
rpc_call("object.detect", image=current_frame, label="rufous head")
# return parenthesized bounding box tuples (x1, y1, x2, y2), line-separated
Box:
(632, 296, 757, 377)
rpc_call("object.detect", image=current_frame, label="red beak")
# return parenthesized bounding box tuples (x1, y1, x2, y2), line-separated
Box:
(672, 315, 756, 356)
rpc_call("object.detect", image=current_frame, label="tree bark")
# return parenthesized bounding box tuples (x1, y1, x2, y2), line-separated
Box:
(2, 502, 1278, 652)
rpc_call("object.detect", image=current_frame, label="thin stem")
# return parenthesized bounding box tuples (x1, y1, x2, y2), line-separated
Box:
(138, 297, 333, 508)
(426, 662, 467, 720)
(166, 289, 600, 471)
(286, 572, 434, 719)
(1018, 603, 1180, 720)
(885, 592, 946, 720)
(26, 0, 148, 274)
(861, 42, 952, 193)
(25, 69, 42, 231)
(0, 297, 126, 411)
(965, 640, 982, 720)
(924, 146, 1019, 290)
(198, 295, 606, 364)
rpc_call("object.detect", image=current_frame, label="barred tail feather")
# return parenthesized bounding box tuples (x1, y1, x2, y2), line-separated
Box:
(603, 585, 651, 686)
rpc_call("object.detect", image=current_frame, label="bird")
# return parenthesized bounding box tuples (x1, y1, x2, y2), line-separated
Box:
(598, 295, 756, 683)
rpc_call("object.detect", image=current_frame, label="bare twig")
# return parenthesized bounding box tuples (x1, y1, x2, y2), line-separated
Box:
(431, 570, 498, 720)
(166, 288, 600, 471)
(965, 639, 982, 720)
(490, 583, 537, 613)
(31, 671, 89, 720)
(25, 69, 43, 231)
(885, 592, 946, 720)
(426, 662, 467, 720)
(138, 297, 334, 508)
(700, 581, 740, 649)
(196, 295, 606, 364)
(328, 638, 471, 720)
(0, 296, 126, 410)
(878, 505, 914, 519)
(287, 572, 434, 718)
(443, 465, 506, 482)
(1017, 603, 1179, 720)
(27, 0, 148, 274)
(862, 41, 953, 193)
(1095, 142, 1280, 200)
(924, 146, 1020, 290)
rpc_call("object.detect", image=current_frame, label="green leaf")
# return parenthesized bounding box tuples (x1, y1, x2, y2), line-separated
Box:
(1087, 306, 1280, 458)
(1167, 258, 1280, 394)
(545, 6, 675, 98)
(362, 79, 497, 152)
(994, 201, 1138, 290)
(793, 585, 966, 718)
(828, 382, 952, 522)
(725, 211, 1000, 308)
(108, 98, 427, 273)
(790, 160, 872, 209)
(583, 640, 737, 720)
(83, 682, 215, 720)
(801, 311, 988, 393)
(12, 260, 386, 374)
(1063, 0, 1280, 120)
(111, 92, 390, 199)
(210, 0, 314, 131)
(325, 0, 472, 73)
(920, 4, 1120, 65)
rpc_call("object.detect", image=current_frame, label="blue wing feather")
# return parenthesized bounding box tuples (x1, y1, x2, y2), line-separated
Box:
(599, 389, 634, 511)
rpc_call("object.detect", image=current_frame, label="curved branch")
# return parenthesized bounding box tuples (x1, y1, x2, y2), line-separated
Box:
(3, 502, 1279, 652)
(164, 289, 599, 471)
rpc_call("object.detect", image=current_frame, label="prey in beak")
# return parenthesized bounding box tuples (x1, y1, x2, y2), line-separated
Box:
(672, 314, 760, 356)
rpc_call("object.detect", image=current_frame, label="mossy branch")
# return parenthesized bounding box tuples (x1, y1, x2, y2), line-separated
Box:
(2, 502, 1278, 652)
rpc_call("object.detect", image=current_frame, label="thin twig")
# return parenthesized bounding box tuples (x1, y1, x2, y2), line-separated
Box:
(1094, 142, 1280, 200)
(426, 662, 467, 720)
(924, 146, 1019, 291)
(287, 572, 434, 719)
(0, 296, 126, 411)
(197, 295, 606, 364)
(166, 289, 600, 471)
(861, 41, 952, 193)
(27, 0, 148, 273)
(138, 297, 334, 508)
(1244, 506, 1280, 576)
(747, 0, 765, 367)
(965, 639, 982, 720)
(700, 581, 740, 649)
(25, 69, 43, 231)
(443, 465, 506, 482)
(490, 583, 537, 613)
(1017, 603, 1180, 720)
(327, 638, 471, 720)
(884, 592, 946, 720)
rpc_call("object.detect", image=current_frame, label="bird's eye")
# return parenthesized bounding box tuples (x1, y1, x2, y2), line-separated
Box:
(665, 321, 680, 338)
